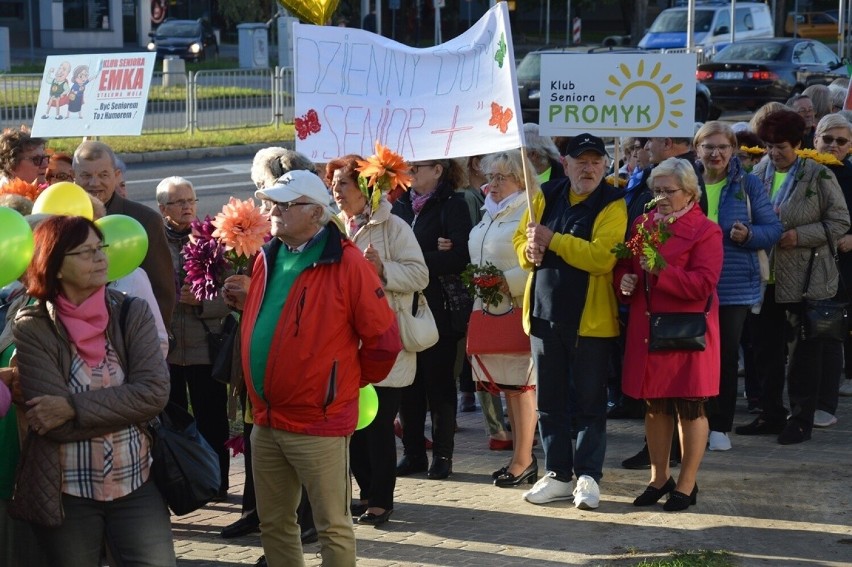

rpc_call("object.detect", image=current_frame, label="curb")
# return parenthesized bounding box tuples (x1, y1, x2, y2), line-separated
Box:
(116, 140, 296, 165)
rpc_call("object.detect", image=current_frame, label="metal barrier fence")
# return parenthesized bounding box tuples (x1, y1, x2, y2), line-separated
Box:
(0, 67, 296, 135)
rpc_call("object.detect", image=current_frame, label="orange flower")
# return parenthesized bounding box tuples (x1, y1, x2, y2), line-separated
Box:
(212, 197, 270, 259)
(0, 178, 41, 202)
(356, 141, 413, 194)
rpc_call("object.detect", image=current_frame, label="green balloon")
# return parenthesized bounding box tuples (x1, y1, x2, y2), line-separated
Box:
(0, 208, 34, 288)
(95, 215, 148, 281)
(356, 384, 379, 430)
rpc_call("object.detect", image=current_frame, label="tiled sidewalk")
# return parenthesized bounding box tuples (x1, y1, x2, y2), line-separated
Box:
(173, 392, 852, 566)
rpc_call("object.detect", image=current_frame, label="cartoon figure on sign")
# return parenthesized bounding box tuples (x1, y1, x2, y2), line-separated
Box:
(42, 61, 72, 119)
(151, 0, 167, 24)
(66, 62, 102, 119)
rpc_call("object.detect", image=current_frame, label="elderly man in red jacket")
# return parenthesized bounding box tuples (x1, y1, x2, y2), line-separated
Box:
(235, 170, 401, 567)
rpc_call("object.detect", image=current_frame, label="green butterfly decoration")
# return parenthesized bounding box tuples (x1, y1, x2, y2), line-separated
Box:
(495, 33, 507, 68)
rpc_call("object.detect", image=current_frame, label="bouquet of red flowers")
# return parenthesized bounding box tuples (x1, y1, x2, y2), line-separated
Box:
(611, 196, 673, 271)
(461, 262, 505, 308)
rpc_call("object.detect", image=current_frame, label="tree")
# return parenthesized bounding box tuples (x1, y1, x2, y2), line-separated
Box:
(218, 0, 270, 27)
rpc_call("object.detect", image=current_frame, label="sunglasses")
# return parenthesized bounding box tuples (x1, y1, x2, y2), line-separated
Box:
(46, 172, 74, 182)
(27, 155, 50, 167)
(821, 135, 851, 146)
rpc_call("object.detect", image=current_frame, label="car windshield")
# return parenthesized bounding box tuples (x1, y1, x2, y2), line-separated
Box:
(516, 53, 541, 82)
(714, 43, 783, 61)
(156, 22, 200, 38)
(650, 10, 715, 33)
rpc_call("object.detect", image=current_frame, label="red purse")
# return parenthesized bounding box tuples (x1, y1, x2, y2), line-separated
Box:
(466, 308, 530, 356)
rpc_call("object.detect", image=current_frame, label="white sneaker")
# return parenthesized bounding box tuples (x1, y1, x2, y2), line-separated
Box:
(708, 431, 732, 451)
(523, 471, 573, 504)
(813, 410, 838, 428)
(573, 475, 600, 510)
(839, 380, 852, 396)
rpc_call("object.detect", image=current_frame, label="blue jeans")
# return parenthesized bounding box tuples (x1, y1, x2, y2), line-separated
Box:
(530, 317, 611, 483)
(32, 480, 175, 567)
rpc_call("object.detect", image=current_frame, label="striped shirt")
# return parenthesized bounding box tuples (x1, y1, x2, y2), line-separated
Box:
(60, 341, 151, 501)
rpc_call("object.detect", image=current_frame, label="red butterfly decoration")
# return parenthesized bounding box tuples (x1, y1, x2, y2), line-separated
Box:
(295, 109, 321, 140)
(488, 102, 513, 134)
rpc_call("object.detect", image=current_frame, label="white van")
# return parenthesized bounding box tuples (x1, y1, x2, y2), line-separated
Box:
(639, 1, 774, 51)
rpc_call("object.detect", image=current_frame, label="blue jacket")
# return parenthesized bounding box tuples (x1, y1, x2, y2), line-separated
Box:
(701, 156, 783, 306)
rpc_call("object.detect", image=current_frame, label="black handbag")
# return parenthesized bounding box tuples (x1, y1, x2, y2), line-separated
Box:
(800, 223, 848, 342)
(117, 298, 221, 516)
(199, 313, 239, 384)
(439, 274, 473, 339)
(148, 402, 222, 516)
(645, 275, 711, 352)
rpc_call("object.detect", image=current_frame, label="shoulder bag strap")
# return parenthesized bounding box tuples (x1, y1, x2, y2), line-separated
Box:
(820, 221, 848, 298)
(643, 269, 712, 313)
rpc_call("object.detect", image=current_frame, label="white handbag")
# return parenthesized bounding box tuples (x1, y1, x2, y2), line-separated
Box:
(392, 290, 439, 352)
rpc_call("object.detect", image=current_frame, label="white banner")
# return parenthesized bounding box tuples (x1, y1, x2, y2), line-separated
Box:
(539, 53, 697, 138)
(31, 53, 157, 138)
(293, 3, 523, 162)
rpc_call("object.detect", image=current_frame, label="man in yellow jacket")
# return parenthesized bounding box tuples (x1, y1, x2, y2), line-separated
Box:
(513, 133, 627, 509)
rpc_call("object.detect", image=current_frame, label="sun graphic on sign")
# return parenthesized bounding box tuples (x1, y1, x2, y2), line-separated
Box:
(605, 60, 686, 130)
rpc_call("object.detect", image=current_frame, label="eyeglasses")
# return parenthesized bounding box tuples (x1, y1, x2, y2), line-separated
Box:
(261, 199, 315, 213)
(795, 106, 815, 115)
(699, 143, 733, 154)
(409, 162, 437, 173)
(46, 172, 74, 182)
(485, 173, 513, 184)
(821, 134, 851, 146)
(27, 155, 50, 167)
(166, 198, 199, 207)
(652, 188, 683, 197)
(65, 244, 109, 260)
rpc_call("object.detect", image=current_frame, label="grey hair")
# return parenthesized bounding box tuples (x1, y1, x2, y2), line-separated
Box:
(815, 113, 852, 140)
(155, 176, 195, 205)
(73, 140, 117, 169)
(479, 149, 540, 193)
(648, 157, 701, 202)
(829, 83, 847, 107)
(803, 84, 832, 118)
(522, 123, 561, 162)
(251, 147, 316, 190)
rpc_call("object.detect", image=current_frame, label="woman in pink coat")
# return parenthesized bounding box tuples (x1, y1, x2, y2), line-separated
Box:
(615, 157, 723, 512)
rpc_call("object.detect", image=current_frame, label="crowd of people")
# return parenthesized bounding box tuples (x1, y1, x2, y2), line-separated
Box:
(0, 86, 851, 565)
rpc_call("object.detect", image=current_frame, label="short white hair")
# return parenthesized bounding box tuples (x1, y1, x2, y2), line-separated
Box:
(251, 147, 316, 190)
(155, 176, 194, 205)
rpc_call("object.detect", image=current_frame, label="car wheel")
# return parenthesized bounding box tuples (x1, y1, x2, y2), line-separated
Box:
(708, 105, 722, 121)
(695, 95, 709, 122)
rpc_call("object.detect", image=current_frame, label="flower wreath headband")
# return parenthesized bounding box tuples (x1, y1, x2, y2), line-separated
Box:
(355, 142, 413, 212)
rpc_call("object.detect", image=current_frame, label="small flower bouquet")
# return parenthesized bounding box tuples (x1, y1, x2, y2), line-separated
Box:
(795, 148, 843, 166)
(183, 198, 271, 301)
(739, 145, 766, 156)
(461, 262, 505, 308)
(611, 197, 673, 271)
(605, 174, 627, 188)
(355, 142, 414, 210)
(0, 178, 43, 202)
(212, 197, 271, 273)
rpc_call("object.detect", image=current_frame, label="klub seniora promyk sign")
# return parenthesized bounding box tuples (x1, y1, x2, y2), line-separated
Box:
(538, 53, 697, 138)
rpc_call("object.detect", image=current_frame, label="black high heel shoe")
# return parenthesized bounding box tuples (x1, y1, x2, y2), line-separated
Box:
(663, 484, 698, 511)
(491, 466, 508, 480)
(633, 477, 676, 506)
(494, 457, 538, 488)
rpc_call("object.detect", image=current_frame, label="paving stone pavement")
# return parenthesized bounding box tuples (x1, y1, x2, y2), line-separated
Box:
(172, 391, 852, 566)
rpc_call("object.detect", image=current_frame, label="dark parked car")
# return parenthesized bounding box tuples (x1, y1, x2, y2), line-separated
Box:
(517, 47, 713, 124)
(147, 19, 219, 62)
(696, 38, 849, 113)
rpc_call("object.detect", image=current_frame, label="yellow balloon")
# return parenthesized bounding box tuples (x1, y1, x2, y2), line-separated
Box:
(277, 0, 340, 25)
(32, 182, 94, 220)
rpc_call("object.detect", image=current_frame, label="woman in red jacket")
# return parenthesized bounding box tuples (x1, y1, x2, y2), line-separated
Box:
(615, 157, 723, 512)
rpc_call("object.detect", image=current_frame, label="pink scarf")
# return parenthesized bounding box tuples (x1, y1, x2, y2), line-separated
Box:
(55, 286, 109, 367)
(411, 190, 435, 216)
(653, 201, 695, 224)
